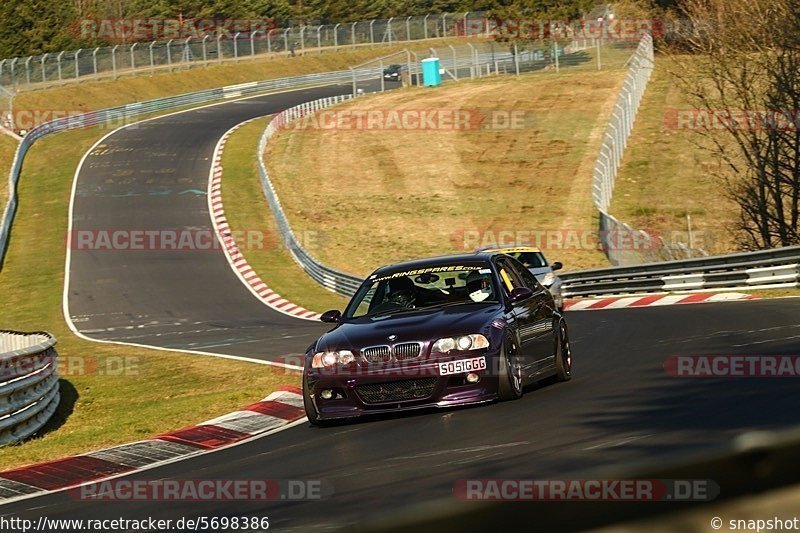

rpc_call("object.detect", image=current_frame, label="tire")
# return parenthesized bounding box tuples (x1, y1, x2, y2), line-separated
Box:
(555, 320, 573, 382)
(498, 337, 523, 401)
(303, 376, 326, 427)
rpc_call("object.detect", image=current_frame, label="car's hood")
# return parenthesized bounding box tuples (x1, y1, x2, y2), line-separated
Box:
(529, 266, 553, 277)
(315, 304, 502, 352)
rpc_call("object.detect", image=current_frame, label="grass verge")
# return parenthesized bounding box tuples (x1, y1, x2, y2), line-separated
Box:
(609, 56, 737, 255)
(265, 67, 628, 277)
(0, 125, 299, 471)
(0, 135, 17, 209)
(220, 118, 349, 312)
(750, 287, 800, 299)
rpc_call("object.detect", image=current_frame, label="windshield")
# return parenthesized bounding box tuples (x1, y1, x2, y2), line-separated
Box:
(344, 264, 499, 319)
(507, 251, 548, 269)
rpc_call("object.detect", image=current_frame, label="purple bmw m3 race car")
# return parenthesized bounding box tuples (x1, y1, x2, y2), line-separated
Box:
(303, 252, 573, 425)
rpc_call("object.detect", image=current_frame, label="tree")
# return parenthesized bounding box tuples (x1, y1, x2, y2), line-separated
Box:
(669, 0, 800, 249)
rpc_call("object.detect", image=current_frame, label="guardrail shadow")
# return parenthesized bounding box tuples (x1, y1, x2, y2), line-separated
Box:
(30, 379, 78, 440)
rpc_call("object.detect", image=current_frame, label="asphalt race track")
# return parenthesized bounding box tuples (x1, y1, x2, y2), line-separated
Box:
(7, 82, 800, 529)
(65, 85, 361, 360)
(64, 55, 589, 362)
(6, 297, 800, 529)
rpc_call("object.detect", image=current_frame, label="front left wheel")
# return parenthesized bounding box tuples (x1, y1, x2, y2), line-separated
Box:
(554, 320, 572, 381)
(498, 337, 524, 400)
(303, 376, 328, 427)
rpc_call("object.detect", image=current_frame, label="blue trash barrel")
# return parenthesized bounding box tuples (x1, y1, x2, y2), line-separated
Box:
(421, 57, 442, 87)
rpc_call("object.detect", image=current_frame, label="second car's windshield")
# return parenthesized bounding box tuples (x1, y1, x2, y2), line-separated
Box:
(344, 265, 499, 319)
(509, 252, 547, 269)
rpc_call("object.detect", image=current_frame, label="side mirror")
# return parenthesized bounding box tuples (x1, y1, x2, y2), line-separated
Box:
(510, 287, 534, 304)
(320, 310, 342, 323)
(551, 261, 563, 271)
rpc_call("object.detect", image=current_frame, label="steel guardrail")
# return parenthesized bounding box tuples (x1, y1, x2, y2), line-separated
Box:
(0, 330, 59, 446)
(257, 96, 367, 298)
(560, 245, 800, 297)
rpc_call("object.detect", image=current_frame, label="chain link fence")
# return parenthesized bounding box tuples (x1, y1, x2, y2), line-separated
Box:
(0, 13, 490, 90)
(0, 85, 15, 137)
(590, 34, 708, 265)
(349, 38, 633, 96)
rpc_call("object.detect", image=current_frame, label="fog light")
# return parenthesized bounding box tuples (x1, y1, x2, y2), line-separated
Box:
(320, 389, 334, 400)
(466, 373, 480, 384)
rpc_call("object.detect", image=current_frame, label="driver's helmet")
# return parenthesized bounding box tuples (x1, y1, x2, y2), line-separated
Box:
(386, 276, 416, 306)
(465, 270, 492, 302)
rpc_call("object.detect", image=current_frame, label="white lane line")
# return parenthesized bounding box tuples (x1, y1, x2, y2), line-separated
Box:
(61, 88, 343, 368)
(732, 334, 800, 347)
(388, 441, 530, 461)
(206, 120, 321, 322)
(582, 434, 654, 451)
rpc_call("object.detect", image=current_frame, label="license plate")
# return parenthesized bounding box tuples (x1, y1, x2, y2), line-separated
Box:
(438, 356, 487, 376)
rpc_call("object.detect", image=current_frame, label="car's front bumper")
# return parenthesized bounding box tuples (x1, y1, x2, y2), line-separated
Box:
(305, 352, 501, 420)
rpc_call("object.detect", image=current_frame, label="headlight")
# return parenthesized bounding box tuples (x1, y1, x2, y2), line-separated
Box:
(312, 350, 355, 368)
(432, 334, 489, 354)
(541, 272, 555, 287)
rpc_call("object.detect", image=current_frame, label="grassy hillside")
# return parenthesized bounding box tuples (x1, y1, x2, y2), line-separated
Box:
(265, 67, 628, 277)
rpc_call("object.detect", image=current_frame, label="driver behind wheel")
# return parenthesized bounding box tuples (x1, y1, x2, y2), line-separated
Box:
(465, 270, 493, 302)
(386, 276, 417, 307)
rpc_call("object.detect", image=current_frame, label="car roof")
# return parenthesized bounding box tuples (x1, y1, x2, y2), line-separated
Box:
(371, 252, 496, 277)
(479, 246, 542, 254)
